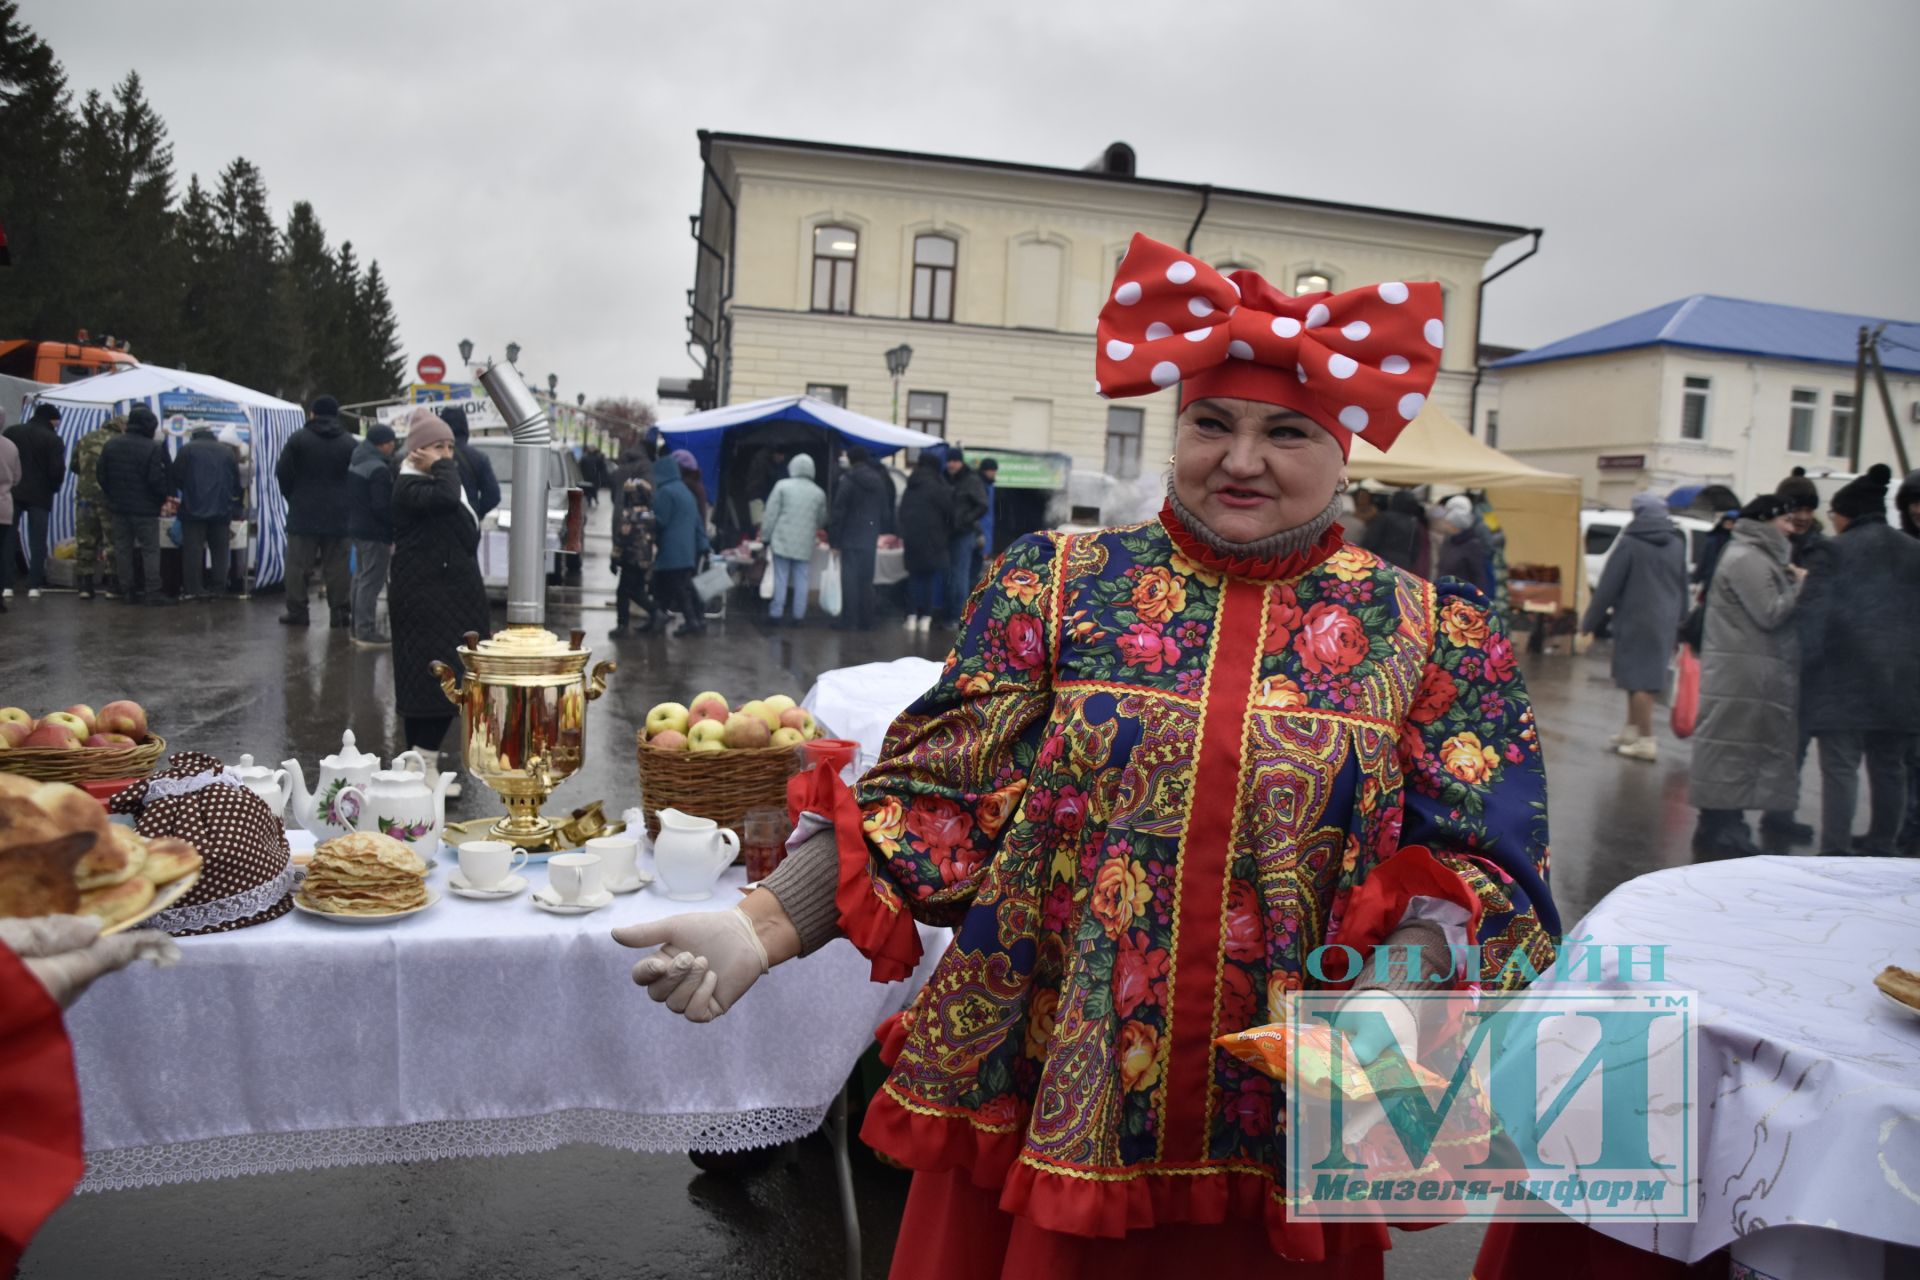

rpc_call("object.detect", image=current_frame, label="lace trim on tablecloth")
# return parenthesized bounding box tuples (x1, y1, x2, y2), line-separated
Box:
(142, 768, 245, 801)
(77, 1105, 832, 1193)
(148, 863, 296, 934)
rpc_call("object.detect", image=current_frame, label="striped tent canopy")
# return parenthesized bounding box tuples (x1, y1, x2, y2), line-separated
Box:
(30, 365, 306, 588)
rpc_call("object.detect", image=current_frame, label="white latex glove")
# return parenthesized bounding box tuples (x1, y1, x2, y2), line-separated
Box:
(612, 907, 769, 1024)
(0, 915, 181, 1010)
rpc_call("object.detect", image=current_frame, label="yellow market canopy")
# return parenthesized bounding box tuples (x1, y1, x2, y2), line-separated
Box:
(1348, 403, 1587, 610)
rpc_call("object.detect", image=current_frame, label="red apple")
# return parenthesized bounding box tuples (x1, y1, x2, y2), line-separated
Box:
(97, 700, 148, 740)
(84, 733, 137, 749)
(64, 704, 98, 735)
(43, 711, 90, 739)
(21, 723, 80, 749)
(0, 721, 29, 748)
(648, 730, 689, 751)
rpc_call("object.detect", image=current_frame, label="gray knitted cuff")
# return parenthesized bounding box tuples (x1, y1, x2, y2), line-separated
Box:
(1349, 919, 1453, 993)
(760, 829, 842, 956)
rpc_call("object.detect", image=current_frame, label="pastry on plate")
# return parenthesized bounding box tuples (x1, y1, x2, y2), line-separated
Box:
(0, 833, 92, 917)
(139, 837, 203, 885)
(79, 874, 157, 928)
(1874, 965, 1920, 1012)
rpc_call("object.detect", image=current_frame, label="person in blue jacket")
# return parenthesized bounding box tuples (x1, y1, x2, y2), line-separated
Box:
(649, 452, 710, 636)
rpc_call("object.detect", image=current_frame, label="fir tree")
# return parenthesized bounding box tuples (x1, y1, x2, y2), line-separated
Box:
(0, 0, 76, 335)
(278, 200, 338, 405)
(209, 156, 287, 393)
(355, 260, 406, 401)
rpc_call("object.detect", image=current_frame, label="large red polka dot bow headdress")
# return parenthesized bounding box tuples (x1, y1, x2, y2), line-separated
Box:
(1096, 233, 1444, 455)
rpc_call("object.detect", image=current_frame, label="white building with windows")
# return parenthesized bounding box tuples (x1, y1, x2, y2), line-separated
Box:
(683, 133, 1537, 484)
(1482, 296, 1920, 506)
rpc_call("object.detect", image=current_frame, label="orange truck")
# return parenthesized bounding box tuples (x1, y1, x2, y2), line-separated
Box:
(0, 331, 137, 426)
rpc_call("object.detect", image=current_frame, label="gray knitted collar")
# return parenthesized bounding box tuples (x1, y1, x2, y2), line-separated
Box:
(1164, 479, 1342, 564)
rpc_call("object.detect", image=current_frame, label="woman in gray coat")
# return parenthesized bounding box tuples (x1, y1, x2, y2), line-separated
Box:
(1581, 491, 1691, 761)
(1687, 495, 1806, 857)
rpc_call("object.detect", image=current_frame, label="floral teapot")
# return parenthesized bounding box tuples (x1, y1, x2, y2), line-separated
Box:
(339, 768, 452, 861)
(284, 730, 427, 839)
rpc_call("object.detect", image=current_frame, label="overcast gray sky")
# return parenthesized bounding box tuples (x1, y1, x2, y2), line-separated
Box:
(29, 0, 1920, 407)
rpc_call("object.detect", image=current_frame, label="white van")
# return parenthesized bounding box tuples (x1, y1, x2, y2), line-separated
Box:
(1580, 507, 1717, 588)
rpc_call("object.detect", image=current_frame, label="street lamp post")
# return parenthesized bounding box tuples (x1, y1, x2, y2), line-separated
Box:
(885, 343, 913, 424)
(458, 338, 474, 367)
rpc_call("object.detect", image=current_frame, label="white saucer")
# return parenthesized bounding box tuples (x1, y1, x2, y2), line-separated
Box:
(605, 872, 654, 895)
(448, 873, 528, 900)
(532, 887, 614, 915)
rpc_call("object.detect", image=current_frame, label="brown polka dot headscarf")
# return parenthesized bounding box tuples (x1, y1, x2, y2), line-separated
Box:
(110, 751, 294, 935)
(1094, 233, 1445, 456)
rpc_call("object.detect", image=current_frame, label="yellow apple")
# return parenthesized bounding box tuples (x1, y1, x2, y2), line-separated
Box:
(43, 711, 90, 739)
(763, 694, 797, 716)
(740, 699, 780, 732)
(0, 707, 30, 727)
(64, 704, 98, 734)
(689, 737, 727, 753)
(770, 727, 806, 749)
(646, 702, 690, 737)
(687, 719, 727, 750)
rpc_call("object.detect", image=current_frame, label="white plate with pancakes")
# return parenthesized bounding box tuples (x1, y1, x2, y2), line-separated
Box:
(292, 830, 436, 922)
(293, 886, 441, 923)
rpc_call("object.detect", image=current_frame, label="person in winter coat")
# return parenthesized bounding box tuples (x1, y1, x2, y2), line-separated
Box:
(388, 409, 489, 797)
(1899, 467, 1920, 853)
(1581, 490, 1690, 762)
(1434, 494, 1489, 593)
(1797, 465, 1920, 855)
(898, 452, 956, 632)
(1776, 468, 1826, 567)
(275, 394, 358, 627)
(1359, 487, 1425, 573)
(974, 457, 999, 579)
(69, 414, 122, 598)
(1691, 510, 1739, 588)
(673, 449, 711, 532)
(1687, 495, 1807, 858)
(1897, 468, 1920, 541)
(440, 406, 501, 520)
(3, 403, 66, 595)
(95, 406, 174, 606)
(170, 427, 243, 601)
(828, 446, 896, 631)
(345, 424, 398, 647)
(608, 446, 657, 637)
(0, 429, 18, 610)
(943, 448, 990, 623)
(760, 453, 827, 624)
(649, 452, 711, 636)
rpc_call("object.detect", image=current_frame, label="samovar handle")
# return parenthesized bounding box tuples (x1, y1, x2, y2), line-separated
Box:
(430, 660, 464, 706)
(586, 660, 617, 701)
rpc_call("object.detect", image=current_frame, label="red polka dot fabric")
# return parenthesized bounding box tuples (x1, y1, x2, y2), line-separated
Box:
(1094, 233, 1444, 455)
(109, 752, 293, 935)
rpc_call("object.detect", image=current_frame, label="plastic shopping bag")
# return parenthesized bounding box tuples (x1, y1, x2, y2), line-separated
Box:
(758, 560, 776, 600)
(818, 552, 843, 617)
(691, 561, 733, 603)
(1670, 645, 1700, 739)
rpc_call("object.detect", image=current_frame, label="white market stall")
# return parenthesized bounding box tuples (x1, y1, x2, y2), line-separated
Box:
(30, 364, 306, 589)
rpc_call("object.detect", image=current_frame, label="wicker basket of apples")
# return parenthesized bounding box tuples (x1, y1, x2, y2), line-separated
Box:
(0, 700, 166, 784)
(634, 692, 816, 839)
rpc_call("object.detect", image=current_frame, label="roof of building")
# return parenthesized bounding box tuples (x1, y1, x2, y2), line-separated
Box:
(701, 131, 1535, 240)
(1491, 294, 1920, 375)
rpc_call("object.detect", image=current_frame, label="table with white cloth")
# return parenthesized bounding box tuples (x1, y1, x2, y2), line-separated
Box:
(65, 838, 945, 1198)
(1523, 856, 1920, 1280)
(801, 657, 942, 770)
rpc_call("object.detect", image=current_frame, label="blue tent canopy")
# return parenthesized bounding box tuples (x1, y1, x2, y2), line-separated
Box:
(655, 394, 943, 493)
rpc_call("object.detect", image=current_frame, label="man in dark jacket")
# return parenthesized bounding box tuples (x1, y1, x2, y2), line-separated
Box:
(1434, 495, 1490, 593)
(1360, 487, 1426, 573)
(441, 406, 500, 520)
(275, 394, 358, 626)
(1797, 465, 1920, 856)
(3, 403, 66, 595)
(345, 424, 398, 647)
(1776, 468, 1825, 568)
(944, 447, 990, 623)
(170, 427, 243, 601)
(648, 452, 710, 636)
(95, 406, 174, 605)
(827, 446, 896, 631)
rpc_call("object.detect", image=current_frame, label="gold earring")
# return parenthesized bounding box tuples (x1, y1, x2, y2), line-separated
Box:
(1167, 455, 1175, 466)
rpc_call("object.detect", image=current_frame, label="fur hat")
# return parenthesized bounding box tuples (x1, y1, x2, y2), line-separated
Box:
(1830, 463, 1892, 521)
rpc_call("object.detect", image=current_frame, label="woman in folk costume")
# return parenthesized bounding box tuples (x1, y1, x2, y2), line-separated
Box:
(618, 235, 1559, 1278)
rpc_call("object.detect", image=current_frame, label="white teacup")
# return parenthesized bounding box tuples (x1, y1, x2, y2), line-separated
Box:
(547, 852, 604, 904)
(458, 840, 527, 890)
(585, 835, 639, 888)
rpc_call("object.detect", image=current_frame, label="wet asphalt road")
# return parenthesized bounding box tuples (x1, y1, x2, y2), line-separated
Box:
(6, 514, 1831, 1279)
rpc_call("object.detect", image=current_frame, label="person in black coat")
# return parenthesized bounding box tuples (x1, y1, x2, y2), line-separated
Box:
(943, 448, 990, 623)
(346, 424, 398, 646)
(607, 445, 657, 637)
(275, 394, 358, 627)
(170, 427, 243, 601)
(389, 410, 489, 792)
(898, 452, 955, 632)
(440, 406, 501, 520)
(1360, 487, 1425, 574)
(1434, 495, 1490, 594)
(3, 403, 66, 594)
(95, 406, 174, 605)
(1797, 465, 1920, 855)
(827, 445, 896, 631)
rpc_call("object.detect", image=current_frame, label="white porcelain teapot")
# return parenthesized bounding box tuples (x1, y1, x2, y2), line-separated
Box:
(285, 730, 428, 840)
(232, 754, 291, 820)
(344, 767, 452, 862)
(652, 808, 740, 901)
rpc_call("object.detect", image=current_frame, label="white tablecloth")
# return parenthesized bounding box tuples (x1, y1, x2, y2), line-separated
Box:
(66, 835, 945, 1192)
(1528, 856, 1920, 1277)
(801, 657, 941, 769)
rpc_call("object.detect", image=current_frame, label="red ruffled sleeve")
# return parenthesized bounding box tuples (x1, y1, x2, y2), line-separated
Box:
(0, 945, 84, 1274)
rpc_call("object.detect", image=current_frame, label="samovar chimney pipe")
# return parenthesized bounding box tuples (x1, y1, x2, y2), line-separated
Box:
(476, 360, 553, 627)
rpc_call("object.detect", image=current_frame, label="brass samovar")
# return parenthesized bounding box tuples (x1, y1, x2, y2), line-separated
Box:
(431, 361, 615, 849)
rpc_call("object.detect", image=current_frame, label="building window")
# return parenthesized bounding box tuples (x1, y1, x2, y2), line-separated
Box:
(1679, 376, 1710, 441)
(1788, 388, 1817, 454)
(1294, 271, 1332, 296)
(1105, 406, 1144, 480)
(811, 225, 857, 314)
(1010, 239, 1064, 329)
(805, 383, 847, 407)
(1485, 409, 1500, 448)
(911, 235, 956, 322)
(906, 391, 947, 438)
(1828, 392, 1856, 458)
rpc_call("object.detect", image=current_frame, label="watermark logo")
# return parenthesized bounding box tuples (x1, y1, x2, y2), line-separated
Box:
(1282, 976, 1697, 1223)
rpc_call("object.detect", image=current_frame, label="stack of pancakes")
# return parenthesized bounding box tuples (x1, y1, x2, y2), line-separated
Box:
(0, 773, 202, 928)
(298, 831, 428, 915)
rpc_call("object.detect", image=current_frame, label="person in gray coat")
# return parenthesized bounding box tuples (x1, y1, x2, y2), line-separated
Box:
(1581, 490, 1691, 762)
(1686, 495, 1806, 858)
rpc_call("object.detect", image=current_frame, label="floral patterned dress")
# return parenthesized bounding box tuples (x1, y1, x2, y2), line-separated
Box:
(831, 504, 1558, 1267)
